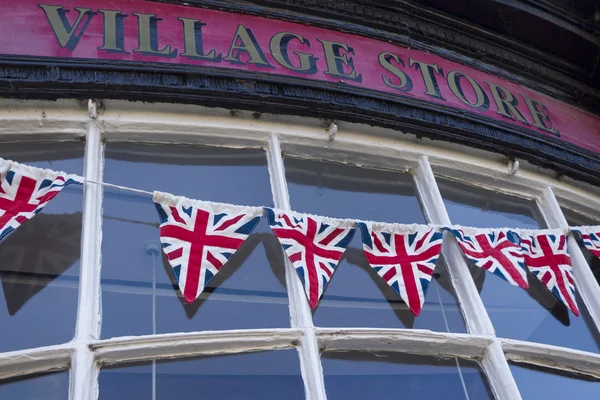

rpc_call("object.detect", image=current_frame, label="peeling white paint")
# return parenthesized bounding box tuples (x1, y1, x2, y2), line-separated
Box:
(502, 338, 600, 379)
(92, 329, 303, 366)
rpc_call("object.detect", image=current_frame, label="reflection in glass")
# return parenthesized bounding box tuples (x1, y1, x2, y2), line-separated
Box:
(285, 157, 466, 331)
(0, 144, 83, 351)
(285, 157, 426, 222)
(511, 363, 600, 399)
(101, 144, 288, 338)
(438, 178, 600, 352)
(322, 351, 492, 400)
(0, 370, 69, 400)
(103, 143, 272, 206)
(0, 142, 85, 173)
(99, 350, 305, 400)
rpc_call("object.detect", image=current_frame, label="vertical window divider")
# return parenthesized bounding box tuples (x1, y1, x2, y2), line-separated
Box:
(414, 155, 521, 400)
(538, 186, 600, 332)
(70, 100, 104, 400)
(266, 134, 327, 400)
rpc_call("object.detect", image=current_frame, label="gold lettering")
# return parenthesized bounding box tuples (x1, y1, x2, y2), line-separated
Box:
(38, 5, 96, 51)
(447, 70, 489, 111)
(270, 32, 317, 74)
(378, 52, 412, 92)
(522, 95, 559, 135)
(133, 13, 177, 57)
(223, 25, 272, 67)
(487, 83, 530, 124)
(98, 10, 128, 53)
(178, 17, 221, 61)
(317, 39, 362, 82)
(409, 58, 445, 100)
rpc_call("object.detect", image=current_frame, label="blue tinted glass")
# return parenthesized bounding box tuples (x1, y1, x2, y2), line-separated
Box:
(562, 208, 600, 290)
(101, 144, 288, 338)
(285, 157, 425, 222)
(0, 142, 85, 174)
(103, 143, 272, 206)
(0, 370, 69, 400)
(511, 363, 600, 399)
(0, 143, 83, 351)
(322, 351, 492, 400)
(99, 350, 305, 400)
(439, 178, 600, 352)
(285, 157, 465, 331)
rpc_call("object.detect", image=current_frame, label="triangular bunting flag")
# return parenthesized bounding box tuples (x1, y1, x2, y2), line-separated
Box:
(444, 227, 529, 289)
(265, 208, 355, 309)
(521, 232, 579, 316)
(359, 223, 442, 316)
(0, 159, 82, 244)
(153, 191, 263, 303)
(572, 226, 600, 259)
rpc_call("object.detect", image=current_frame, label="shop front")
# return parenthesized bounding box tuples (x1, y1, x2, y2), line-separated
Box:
(0, 1, 599, 399)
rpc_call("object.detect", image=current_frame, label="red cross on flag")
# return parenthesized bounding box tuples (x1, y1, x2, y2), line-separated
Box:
(522, 231, 579, 316)
(0, 159, 82, 244)
(154, 192, 264, 303)
(265, 208, 355, 309)
(572, 226, 600, 259)
(359, 222, 443, 316)
(445, 227, 529, 289)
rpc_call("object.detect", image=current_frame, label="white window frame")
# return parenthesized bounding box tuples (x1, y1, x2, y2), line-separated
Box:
(0, 99, 599, 400)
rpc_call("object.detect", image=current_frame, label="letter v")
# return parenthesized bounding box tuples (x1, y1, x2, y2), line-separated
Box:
(39, 5, 97, 51)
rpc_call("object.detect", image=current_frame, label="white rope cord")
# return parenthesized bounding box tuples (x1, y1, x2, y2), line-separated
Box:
(86, 179, 154, 196)
(0, 158, 578, 236)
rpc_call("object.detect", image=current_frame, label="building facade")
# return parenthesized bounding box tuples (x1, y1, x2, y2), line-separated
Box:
(0, 0, 599, 399)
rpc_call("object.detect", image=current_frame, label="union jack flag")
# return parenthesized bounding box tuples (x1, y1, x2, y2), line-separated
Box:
(154, 192, 264, 303)
(265, 208, 355, 309)
(0, 162, 81, 243)
(572, 227, 600, 259)
(522, 233, 579, 316)
(359, 223, 442, 316)
(444, 228, 529, 289)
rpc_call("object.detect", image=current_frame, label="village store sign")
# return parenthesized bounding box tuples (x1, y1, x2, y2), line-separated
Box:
(2, 1, 600, 154)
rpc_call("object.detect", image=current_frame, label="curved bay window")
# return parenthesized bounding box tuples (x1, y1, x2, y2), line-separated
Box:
(0, 99, 599, 400)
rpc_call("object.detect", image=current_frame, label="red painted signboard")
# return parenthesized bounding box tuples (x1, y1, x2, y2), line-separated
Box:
(2, 1, 600, 153)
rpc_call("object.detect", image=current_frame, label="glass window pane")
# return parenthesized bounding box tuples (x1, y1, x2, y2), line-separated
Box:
(438, 178, 600, 352)
(0, 143, 83, 351)
(285, 157, 425, 222)
(101, 144, 288, 338)
(511, 363, 600, 399)
(99, 350, 305, 400)
(562, 207, 600, 288)
(0, 142, 85, 174)
(103, 143, 271, 205)
(440, 178, 544, 229)
(285, 157, 465, 331)
(322, 351, 492, 400)
(0, 370, 69, 399)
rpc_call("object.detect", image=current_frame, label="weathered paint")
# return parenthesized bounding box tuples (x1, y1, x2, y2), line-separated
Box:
(1, 0, 600, 154)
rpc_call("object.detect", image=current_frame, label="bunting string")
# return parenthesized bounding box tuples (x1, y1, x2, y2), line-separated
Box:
(0, 157, 597, 316)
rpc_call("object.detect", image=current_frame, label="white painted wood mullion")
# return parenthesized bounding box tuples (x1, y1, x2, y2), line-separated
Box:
(0, 344, 73, 380)
(414, 155, 521, 400)
(537, 186, 600, 331)
(266, 134, 327, 400)
(70, 100, 104, 400)
(316, 328, 491, 358)
(481, 342, 522, 399)
(502, 338, 600, 379)
(92, 328, 302, 366)
(414, 155, 495, 336)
